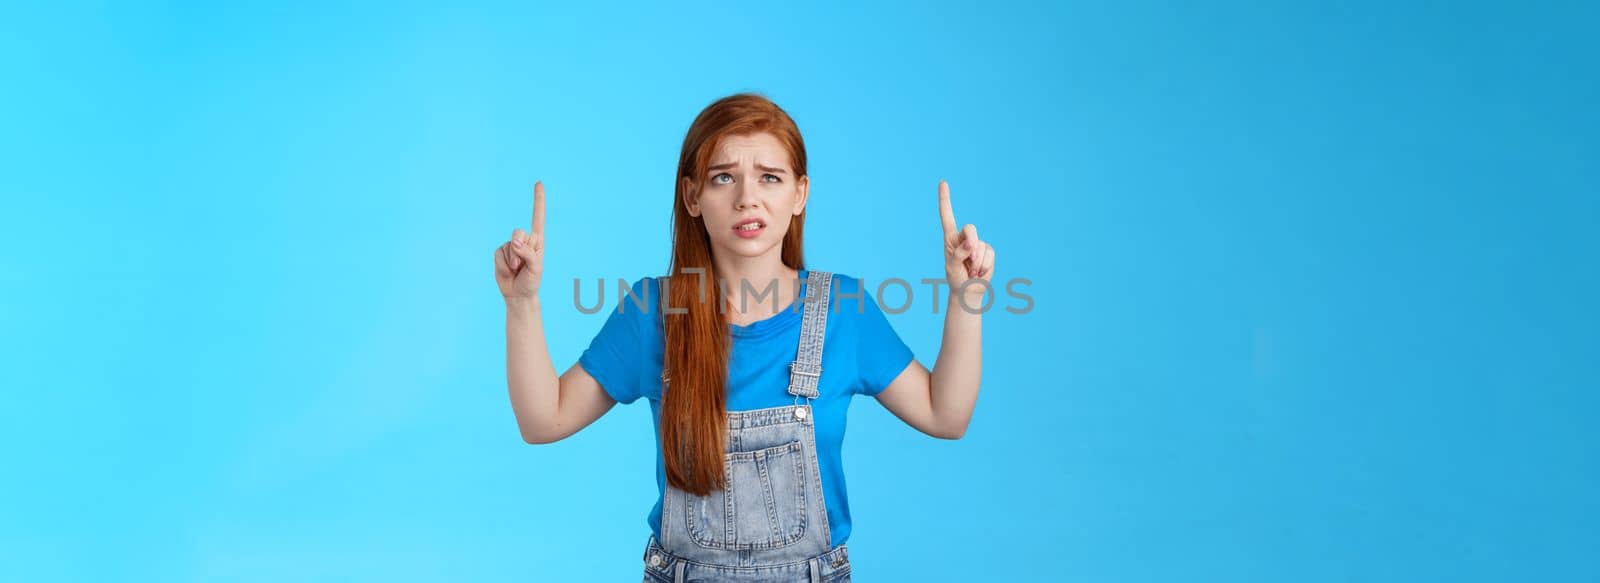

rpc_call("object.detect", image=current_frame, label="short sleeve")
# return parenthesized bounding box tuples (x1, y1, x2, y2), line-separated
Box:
(578, 277, 653, 404)
(852, 283, 916, 397)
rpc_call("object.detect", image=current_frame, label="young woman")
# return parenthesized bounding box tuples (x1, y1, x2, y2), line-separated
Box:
(493, 93, 994, 582)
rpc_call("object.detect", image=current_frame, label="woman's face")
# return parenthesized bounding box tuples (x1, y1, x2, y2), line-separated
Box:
(684, 132, 809, 263)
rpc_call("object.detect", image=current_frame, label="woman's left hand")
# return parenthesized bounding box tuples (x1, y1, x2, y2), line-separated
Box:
(938, 180, 995, 299)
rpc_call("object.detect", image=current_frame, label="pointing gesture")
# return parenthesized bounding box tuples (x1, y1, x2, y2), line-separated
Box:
(494, 181, 547, 299)
(939, 180, 995, 296)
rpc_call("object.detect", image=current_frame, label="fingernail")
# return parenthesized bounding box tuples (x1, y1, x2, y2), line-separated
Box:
(513, 238, 522, 247)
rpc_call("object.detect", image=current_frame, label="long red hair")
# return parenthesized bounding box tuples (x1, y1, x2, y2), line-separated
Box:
(663, 93, 808, 496)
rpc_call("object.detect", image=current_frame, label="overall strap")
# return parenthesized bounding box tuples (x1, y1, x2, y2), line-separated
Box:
(787, 270, 834, 399)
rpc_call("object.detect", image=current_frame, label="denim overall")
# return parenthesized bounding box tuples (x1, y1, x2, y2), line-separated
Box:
(642, 270, 853, 583)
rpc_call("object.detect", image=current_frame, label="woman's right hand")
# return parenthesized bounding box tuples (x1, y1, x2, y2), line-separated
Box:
(494, 181, 546, 300)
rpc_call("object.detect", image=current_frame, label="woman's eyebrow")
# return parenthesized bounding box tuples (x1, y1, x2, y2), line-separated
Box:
(706, 161, 789, 174)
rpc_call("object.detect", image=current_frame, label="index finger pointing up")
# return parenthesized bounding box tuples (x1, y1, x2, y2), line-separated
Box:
(938, 180, 958, 239)
(532, 181, 546, 234)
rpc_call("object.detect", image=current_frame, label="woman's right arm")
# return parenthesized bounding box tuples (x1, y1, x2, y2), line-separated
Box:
(495, 182, 616, 445)
(504, 296, 616, 444)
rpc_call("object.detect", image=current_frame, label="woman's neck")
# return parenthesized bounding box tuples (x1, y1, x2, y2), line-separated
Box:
(712, 256, 801, 320)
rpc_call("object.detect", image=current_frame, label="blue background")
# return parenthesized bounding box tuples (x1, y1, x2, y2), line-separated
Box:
(2, 1, 1595, 581)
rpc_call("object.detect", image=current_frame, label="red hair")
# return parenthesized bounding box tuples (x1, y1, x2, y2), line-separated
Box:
(662, 93, 808, 495)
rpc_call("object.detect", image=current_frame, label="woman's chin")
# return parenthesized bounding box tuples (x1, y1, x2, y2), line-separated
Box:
(716, 237, 782, 259)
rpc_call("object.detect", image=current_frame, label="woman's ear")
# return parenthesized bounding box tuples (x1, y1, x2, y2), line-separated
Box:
(681, 176, 700, 217)
(794, 175, 809, 215)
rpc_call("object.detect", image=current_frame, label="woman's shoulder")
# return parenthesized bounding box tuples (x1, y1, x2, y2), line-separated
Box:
(600, 274, 667, 317)
(814, 271, 889, 320)
(820, 271, 859, 299)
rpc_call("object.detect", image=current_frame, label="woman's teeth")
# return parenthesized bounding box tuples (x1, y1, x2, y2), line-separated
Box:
(738, 223, 763, 231)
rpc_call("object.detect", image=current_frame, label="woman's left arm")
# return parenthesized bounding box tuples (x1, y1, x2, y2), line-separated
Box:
(876, 180, 995, 440)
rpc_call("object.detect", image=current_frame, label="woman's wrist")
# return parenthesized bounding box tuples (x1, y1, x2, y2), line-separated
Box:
(946, 287, 992, 315)
(505, 294, 541, 311)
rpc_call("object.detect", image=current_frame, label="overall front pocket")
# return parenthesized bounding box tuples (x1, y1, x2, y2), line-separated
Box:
(685, 440, 810, 550)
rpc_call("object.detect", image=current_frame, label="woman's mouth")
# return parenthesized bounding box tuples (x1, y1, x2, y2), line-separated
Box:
(733, 219, 766, 239)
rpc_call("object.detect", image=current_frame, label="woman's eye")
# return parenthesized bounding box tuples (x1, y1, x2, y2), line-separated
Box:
(712, 173, 733, 185)
(762, 174, 781, 183)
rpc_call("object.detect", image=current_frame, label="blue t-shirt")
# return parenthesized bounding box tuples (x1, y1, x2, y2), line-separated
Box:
(577, 268, 914, 549)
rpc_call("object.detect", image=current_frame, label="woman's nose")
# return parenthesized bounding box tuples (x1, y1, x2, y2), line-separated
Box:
(735, 185, 760, 209)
